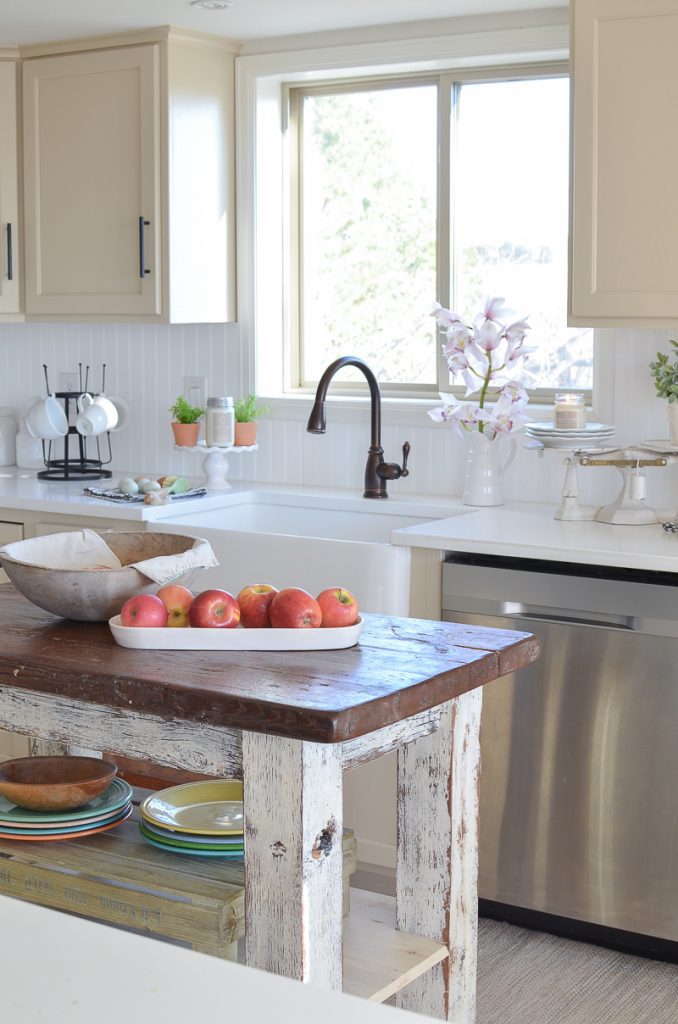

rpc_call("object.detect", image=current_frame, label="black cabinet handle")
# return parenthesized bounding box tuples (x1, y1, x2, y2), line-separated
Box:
(6, 223, 12, 281)
(138, 216, 151, 278)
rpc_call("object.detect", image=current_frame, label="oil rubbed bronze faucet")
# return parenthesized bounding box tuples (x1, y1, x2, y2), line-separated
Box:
(307, 356, 410, 499)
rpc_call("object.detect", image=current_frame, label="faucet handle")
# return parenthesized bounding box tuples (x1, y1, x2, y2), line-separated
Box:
(400, 441, 410, 478)
(377, 441, 411, 481)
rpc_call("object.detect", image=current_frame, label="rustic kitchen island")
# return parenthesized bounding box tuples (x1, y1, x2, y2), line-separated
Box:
(0, 586, 539, 1021)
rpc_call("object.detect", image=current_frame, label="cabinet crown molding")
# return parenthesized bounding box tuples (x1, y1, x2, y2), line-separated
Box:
(19, 25, 240, 61)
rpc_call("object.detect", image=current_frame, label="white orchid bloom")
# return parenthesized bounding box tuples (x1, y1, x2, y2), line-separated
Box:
(474, 318, 503, 353)
(481, 296, 512, 322)
(498, 381, 530, 407)
(431, 301, 465, 329)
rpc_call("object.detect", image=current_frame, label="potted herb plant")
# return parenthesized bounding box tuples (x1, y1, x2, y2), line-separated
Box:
(649, 340, 678, 443)
(169, 395, 205, 447)
(234, 394, 268, 447)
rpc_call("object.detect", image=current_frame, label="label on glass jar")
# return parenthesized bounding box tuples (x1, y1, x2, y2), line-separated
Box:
(206, 402, 234, 448)
(554, 394, 586, 430)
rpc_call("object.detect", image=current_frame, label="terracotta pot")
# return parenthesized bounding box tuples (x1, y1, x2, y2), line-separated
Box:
(234, 421, 257, 447)
(171, 421, 200, 447)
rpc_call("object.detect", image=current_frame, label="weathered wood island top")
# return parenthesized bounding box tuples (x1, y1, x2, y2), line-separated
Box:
(0, 586, 540, 1022)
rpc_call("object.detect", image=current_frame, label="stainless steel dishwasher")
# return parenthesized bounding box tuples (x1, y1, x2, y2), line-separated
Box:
(442, 553, 678, 957)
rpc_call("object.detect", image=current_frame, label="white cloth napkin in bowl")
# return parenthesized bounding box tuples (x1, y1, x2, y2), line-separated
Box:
(0, 530, 123, 570)
(0, 529, 219, 585)
(130, 537, 218, 585)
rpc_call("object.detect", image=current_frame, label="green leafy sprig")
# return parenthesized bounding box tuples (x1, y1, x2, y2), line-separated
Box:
(649, 340, 678, 404)
(169, 395, 206, 424)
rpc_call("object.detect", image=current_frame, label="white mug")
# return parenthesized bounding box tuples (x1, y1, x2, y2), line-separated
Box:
(76, 402, 109, 437)
(107, 395, 129, 432)
(78, 392, 118, 431)
(26, 395, 69, 440)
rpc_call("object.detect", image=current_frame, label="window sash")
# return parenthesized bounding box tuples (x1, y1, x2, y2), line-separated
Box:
(288, 60, 585, 401)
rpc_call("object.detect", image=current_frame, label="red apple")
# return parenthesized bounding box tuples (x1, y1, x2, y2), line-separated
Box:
(156, 583, 194, 628)
(237, 584, 279, 628)
(269, 588, 322, 629)
(120, 593, 168, 628)
(189, 589, 240, 629)
(316, 587, 359, 628)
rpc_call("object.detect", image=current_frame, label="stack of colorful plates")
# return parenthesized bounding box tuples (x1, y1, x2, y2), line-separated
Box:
(0, 778, 133, 841)
(139, 780, 244, 860)
(526, 421, 616, 449)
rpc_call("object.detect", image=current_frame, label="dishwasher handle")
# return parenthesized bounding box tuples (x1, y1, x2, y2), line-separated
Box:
(503, 604, 635, 630)
(442, 595, 637, 630)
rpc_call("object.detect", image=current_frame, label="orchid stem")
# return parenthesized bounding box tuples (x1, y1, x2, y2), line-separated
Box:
(477, 353, 493, 433)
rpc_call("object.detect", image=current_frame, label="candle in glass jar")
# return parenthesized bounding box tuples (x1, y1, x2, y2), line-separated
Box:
(554, 393, 586, 430)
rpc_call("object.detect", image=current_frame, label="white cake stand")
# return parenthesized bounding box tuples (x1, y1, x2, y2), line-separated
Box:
(174, 441, 258, 490)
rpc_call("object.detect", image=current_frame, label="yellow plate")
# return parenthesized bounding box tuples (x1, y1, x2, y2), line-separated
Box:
(140, 780, 244, 836)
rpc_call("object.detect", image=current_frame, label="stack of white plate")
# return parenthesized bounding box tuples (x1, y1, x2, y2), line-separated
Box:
(525, 421, 615, 449)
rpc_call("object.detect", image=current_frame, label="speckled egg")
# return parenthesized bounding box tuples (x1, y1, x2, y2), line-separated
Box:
(140, 479, 161, 494)
(117, 478, 139, 495)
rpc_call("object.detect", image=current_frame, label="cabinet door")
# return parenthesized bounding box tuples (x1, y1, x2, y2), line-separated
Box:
(23, 45, 161, 316)
(0, 61, 21, 316)
(570, 0, 678, 325)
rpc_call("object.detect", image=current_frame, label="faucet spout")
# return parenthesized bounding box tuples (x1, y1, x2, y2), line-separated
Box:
(306, 356, 409, 499)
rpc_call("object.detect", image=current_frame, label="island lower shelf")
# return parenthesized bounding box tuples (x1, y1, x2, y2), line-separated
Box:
(0, 793, 447, 1002)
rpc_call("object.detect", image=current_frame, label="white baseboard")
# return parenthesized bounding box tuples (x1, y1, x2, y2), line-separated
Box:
(357, 838, 396, 870)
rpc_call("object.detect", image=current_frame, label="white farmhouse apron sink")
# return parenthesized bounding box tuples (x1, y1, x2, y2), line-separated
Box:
(147, 489, 469, 616)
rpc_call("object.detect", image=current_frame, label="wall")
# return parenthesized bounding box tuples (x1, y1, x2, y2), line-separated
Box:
(1, 322, 677, 516)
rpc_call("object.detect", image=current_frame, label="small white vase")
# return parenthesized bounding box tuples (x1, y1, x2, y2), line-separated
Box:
(462, 431, 516, 507)
(668, 402, 678, 445)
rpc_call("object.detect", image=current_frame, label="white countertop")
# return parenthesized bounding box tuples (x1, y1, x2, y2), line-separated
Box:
(390, 501, 678, 574)
(0, 896, 431, 1024)
(0, 468, 247, 521)
(0, 468, 676, 573)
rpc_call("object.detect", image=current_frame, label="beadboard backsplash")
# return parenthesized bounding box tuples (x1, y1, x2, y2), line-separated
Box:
(0, 322, 676, 513)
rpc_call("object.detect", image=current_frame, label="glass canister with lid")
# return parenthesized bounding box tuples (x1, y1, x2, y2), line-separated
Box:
(205, 396, 235, 448)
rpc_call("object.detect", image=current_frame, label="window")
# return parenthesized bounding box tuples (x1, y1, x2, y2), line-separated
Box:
(290, 69, 592, 399)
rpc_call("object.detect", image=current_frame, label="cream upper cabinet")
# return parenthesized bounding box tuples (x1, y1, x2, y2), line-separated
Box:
(21, 30, 236, 323)
(0, 59, 21, 318)
(570, 0, 678, 326)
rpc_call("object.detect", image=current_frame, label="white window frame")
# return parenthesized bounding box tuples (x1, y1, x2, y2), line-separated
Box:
(235, 17, 615, 428)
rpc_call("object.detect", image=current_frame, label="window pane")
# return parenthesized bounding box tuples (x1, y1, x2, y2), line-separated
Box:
(455, 78, 593, 390)
(300, 86, 437, 386)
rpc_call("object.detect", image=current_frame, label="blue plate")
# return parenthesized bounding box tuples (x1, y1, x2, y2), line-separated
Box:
(0, 778, 133, 825)
(0, 803, 132, 836)
(141, 831, 244, 859)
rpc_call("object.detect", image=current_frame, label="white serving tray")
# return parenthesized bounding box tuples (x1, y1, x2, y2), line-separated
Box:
(109, 615, 363, 651)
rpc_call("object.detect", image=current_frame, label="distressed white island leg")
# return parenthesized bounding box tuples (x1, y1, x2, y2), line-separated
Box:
(395, 689, 483, 1022)
(242, 731, 344, 989)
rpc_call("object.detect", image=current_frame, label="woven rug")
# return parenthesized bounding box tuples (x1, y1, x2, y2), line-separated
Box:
(477, 919, 678, 1024)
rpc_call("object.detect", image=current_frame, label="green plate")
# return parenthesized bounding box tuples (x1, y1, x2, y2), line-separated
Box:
(0, 804, 132, 836)
(140, 831, 244, 859)
(140, 823, 244, 852)
(0, 778, 133, 826)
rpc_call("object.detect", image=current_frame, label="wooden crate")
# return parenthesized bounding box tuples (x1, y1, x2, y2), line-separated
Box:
(0, 793, 358, 960)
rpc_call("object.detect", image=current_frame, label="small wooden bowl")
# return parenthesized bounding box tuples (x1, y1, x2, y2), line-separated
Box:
(0, 756, 118, 811)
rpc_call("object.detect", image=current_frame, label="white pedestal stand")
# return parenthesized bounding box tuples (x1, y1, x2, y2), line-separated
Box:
(174, 442, 258, 490)
(525, 441, 612, 521)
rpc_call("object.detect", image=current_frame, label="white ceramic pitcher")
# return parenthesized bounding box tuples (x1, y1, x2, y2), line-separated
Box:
(462, 431, 516, 506)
